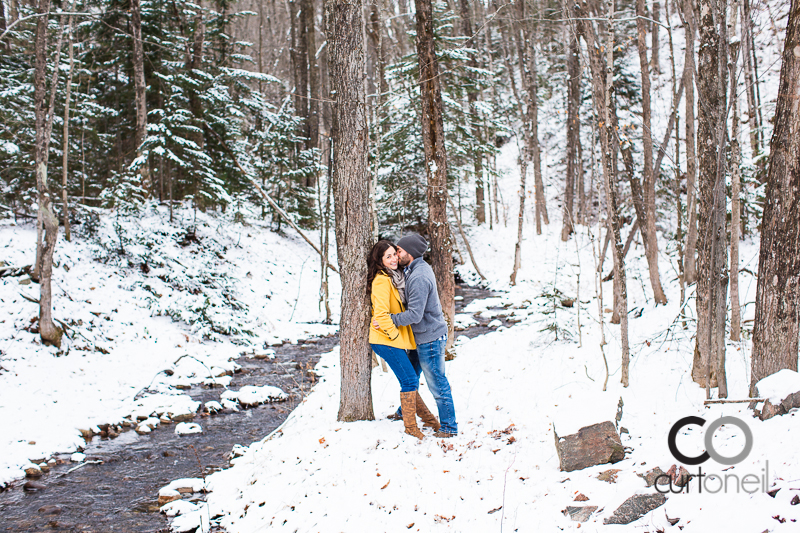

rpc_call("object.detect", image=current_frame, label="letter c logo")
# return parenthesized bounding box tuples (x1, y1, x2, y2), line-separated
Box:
(668, 416, 709, 465)
(668, 416, 753, 466)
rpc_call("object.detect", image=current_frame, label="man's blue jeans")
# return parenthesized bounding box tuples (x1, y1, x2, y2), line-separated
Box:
(409, 335, 458, 434)
(371, 344, 419, 393)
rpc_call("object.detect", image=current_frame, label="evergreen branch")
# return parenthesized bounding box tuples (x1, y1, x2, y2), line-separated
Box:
(0, 11, 93, 43)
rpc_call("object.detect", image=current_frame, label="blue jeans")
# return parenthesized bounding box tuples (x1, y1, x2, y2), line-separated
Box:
(370, 344, 419, 393)
(409, 335, 458, 434)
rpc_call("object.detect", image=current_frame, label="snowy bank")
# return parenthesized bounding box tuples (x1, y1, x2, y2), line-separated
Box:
(0, 204, 339, 485)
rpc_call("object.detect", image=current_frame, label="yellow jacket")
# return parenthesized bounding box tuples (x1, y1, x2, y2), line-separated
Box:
(369, 272, 416, 350)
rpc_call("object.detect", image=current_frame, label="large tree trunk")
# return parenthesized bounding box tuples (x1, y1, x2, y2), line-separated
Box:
(562, 28, 580, 241)
(131, 0, 150, 196)
(33, 0, 63, 348)
(568, 0, 629, 386)
(634, 0, 667, 304)
(750, 0, 800, 393)
(683, 0, 698, 283)
(414, 0, 456, 354)
(326, 0, 375, 422)
(692, 0, 728, 397)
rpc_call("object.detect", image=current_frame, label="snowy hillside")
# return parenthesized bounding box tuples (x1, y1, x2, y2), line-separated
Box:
(0, 204, 339, 486)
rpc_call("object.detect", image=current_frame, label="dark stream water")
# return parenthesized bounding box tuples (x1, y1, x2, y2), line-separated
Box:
(0, 285, 505, 533)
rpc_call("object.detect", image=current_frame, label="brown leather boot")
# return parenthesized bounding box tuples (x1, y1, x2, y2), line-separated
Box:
(400, 391, 424, 440)
(415, 392, 441, 431)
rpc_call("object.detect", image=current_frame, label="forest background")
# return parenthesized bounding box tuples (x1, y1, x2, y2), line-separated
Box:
(1, 0, 799, 429)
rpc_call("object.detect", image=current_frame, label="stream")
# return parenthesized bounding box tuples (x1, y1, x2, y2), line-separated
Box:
(0, 285, 507, 532)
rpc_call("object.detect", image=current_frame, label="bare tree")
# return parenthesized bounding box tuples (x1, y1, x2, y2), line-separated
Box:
(0, 1, 6, 50)
(665, 0, 686, 323)
(634, 0, 667, 304)
(510, 144, 527, 286)
(33, 0, 63, 347)
(750, 0, 800, 393)
(319, 137, 333, 324)
(457, 0, 486, 225)
(683, 0, 698, 283)
(562, 28, 580, 241)
(740, 0, 762, 161)
(367, 0, 388, 240)
(496, 0, 528, 285)
(186, 14, 206, 160)
(290, 0, 310, 143)
(304, 0, 320, 159)
(650, 0, 660, 73)
(326, 0, 374, 421)
(511, 0, 548, 234)
(568, 0, 630, 386)
(729, 1, 742, 342)
(131, 0, 150, 195)
(61, 10, 75, 241)
(32, 13, 66, 283)
(414, 0, 456, 354)
(692, 0, 728, 398)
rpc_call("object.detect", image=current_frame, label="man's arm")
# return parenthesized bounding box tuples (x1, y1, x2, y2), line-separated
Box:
(391, 276, 427, 327)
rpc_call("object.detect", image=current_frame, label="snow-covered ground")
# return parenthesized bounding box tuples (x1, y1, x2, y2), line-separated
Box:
(0, 204, 339, 485)
(162, 130, 798, 532)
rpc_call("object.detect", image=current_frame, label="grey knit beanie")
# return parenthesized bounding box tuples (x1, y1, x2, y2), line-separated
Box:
(396, 234, 428, 259)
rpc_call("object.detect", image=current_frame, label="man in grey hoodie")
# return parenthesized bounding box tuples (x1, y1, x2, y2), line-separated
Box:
(386, 234, 457, 437)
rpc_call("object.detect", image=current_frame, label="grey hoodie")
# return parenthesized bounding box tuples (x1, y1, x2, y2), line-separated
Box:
(390, 257, 448, 345)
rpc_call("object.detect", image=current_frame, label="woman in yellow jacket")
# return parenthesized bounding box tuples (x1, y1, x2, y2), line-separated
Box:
(368, 240, 440, 439)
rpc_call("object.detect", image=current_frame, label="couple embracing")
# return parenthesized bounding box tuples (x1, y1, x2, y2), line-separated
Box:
(367, 234, 458, 440)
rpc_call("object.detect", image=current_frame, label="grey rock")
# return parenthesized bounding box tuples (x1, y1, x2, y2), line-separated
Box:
(38, 505, 62, 515)
(564, 505, 598, 522)
(637, 467, 668, 487)
(603, 493, 667, 525)
(23, 481, 46, 491)
(554, 421, 625, 472)
(759, 400, 785, 421)
(755, 380, 800, 421)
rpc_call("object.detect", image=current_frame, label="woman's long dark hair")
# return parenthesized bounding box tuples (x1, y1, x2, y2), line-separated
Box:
(367, 240, 397, 297)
